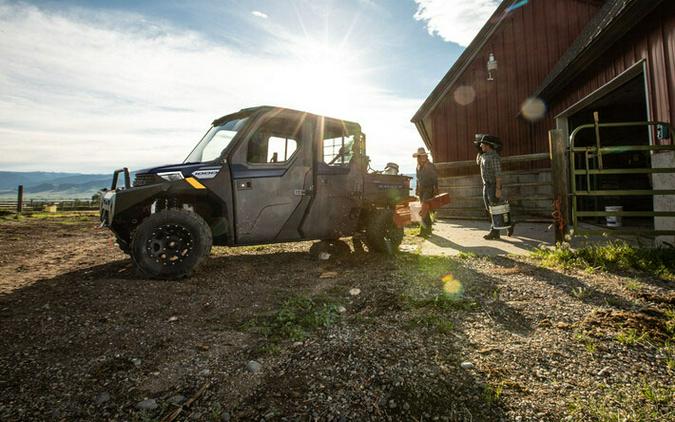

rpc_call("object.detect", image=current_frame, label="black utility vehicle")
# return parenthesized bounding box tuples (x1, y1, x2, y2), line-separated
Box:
(100, 106, 411, 278)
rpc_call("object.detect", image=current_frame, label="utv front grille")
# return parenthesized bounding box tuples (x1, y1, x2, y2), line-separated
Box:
(133, 173, 161, 187)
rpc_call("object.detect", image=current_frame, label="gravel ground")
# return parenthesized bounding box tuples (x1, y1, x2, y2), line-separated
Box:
(0, 214, 673, 421)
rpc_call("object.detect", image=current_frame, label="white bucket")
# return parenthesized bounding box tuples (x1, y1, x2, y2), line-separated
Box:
(605, 206, 623, 227)
(410, 201, 422, 223)
(489, 202, 512, 230)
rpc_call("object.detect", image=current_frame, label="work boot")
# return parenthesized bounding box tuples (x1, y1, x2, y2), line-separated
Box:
(417, 227, 431, 238)
(507, 222, 516, 237)
(483, 230, 500, 240)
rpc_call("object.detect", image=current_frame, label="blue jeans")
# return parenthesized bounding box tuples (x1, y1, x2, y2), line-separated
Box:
(419, 188, 434, 232)
(483, 183, 501, 231)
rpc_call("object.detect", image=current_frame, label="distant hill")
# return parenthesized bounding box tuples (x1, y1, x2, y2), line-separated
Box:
(0, 171, 111, 199)
(0, 170, 416, 199)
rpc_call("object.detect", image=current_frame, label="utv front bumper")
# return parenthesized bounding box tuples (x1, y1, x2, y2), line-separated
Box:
(100, 190, 116, 227)
(99, 168, 130, 227)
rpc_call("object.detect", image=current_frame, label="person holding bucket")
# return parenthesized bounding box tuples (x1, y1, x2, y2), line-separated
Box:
(476, 135, 514, 240)
(413, 147, 438, 237)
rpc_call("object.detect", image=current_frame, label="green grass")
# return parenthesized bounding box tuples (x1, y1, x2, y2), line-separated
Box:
(532, 241, 675, 281)
(663, 339, 675, 372)
(482, 382, 504, 405)
(664, 309, 675, 336)
(404, 227, 420, 237)
(661, 309, 675, 371)
(393, 254, 476, 335)
(406, 313, 454, 334)
(574, 332, 598, 355)
(1, 211, 95, 223)
(567, 381, 675, 421)
(625, 279, 642, 292)
(457, 251, 479, 260)
(403, 293, 477, 312)
(571, 286, 590, 300)
(616, 328, 650, 346)
(244, 295, 343, 344)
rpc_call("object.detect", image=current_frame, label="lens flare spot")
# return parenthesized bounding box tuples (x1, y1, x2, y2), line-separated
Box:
(521, 97, 547, 121)
(453, 85, 476, 106)
(507, 0, 529, 13)
(442, 274, 463, 295)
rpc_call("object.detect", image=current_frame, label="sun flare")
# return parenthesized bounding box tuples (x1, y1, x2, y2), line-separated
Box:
(282, 39, 368, 118)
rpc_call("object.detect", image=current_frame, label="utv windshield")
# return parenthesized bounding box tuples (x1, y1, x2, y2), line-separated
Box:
(184, 116, 249, 163)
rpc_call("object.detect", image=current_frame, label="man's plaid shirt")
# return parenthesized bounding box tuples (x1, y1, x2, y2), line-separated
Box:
(477, 150, 502, 184)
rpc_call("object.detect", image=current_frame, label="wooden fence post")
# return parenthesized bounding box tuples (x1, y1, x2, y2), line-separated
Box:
(17, 185, 23, 214)
(549, 129, 569, 243)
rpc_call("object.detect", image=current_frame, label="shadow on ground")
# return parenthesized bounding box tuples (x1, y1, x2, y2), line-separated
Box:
(0, 246, 511, 420)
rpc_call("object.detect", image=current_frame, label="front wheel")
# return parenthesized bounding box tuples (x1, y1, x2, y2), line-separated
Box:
(366, 209, 403, 254)
(130, 209, 212, 279)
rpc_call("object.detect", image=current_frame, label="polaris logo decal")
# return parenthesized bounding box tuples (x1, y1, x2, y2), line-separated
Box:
(192, 167, 221, 179)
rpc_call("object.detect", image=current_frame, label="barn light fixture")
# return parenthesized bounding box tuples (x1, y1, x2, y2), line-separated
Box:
(487, 53, 498, 81)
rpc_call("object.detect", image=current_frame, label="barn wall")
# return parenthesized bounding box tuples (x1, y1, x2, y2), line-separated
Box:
(548, 1, 675, 244)
(549, 1, 675, 125)
(428, 0, 600, 172)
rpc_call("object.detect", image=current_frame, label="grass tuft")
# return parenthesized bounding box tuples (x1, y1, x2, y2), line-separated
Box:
(457, 251, 479, 260)
(567, 381, 674, 421)
(245, 296, 342, 344)
(406, 314, 454, 334)
(532, 241, 675, 281)
(616, 328, 650, 346)
(403, 293, 477, 312)
(574, 331, 597, 355)
(482, 382, 504, 405)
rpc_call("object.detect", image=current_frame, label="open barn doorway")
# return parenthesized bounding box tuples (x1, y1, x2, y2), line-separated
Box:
(564, 71, 653, 231)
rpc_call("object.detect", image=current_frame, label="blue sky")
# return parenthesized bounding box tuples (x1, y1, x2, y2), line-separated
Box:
(0, 0, 500, 173)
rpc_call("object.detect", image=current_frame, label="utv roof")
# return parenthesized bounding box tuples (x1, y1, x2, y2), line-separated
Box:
(212, 106, 360, 129)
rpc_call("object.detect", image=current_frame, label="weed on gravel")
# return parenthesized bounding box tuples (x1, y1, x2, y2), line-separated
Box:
(533, 241, 675, 281)
(244, 295, 343, 346)
(567, 380, 675, 422)
(396, 254, 478, 336)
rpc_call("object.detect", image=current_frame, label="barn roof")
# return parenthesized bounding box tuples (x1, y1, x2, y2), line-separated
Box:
(410, 0, 513, 124)
(532, 0, 664, 102)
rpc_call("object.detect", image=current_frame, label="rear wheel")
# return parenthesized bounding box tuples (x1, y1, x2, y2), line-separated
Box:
(366, 209, 403, 254)
(131, 209, 212, 279)
(309, 239, 351, 258)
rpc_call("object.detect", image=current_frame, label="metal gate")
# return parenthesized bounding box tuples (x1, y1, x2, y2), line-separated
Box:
(569, 117, 675, 237)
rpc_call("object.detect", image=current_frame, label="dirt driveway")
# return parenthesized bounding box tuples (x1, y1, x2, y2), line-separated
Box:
(0, 214, 673, 421)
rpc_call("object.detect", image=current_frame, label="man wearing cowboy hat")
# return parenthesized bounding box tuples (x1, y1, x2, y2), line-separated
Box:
(413, 147, 438, 237)
(476, 135, 511, 239)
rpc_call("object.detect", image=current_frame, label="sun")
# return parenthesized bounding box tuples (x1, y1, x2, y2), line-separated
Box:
(282, 38, 370, 118)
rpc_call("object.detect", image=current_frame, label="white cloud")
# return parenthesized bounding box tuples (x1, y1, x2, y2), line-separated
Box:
(0, 2, 423, 174)
(251, 10, 268, 19)
(414, 0, 500, 47)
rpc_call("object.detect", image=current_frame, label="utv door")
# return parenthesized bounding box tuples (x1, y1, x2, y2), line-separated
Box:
(230, 110, 314, 244)
(300, 117, 363, 239)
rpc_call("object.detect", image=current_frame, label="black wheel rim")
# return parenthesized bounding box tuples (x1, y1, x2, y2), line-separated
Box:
(146, 224, 193, 266)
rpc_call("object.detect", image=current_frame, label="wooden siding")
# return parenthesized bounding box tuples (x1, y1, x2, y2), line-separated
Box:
(549, 1, 675, 129)
(427, 0, 600, 174)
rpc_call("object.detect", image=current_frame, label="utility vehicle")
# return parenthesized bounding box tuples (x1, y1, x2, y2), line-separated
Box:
(100, 106, 411, 278)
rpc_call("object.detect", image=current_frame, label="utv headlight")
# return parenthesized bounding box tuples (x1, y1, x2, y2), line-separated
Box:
(157, 171, 184, 182)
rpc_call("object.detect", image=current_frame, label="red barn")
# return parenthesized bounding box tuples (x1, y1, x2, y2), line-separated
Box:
(412, 0, 675, 244)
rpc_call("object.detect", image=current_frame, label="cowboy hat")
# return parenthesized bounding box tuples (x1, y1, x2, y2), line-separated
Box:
(412, 147, 429, 157)
(476, 134, 502, 150)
